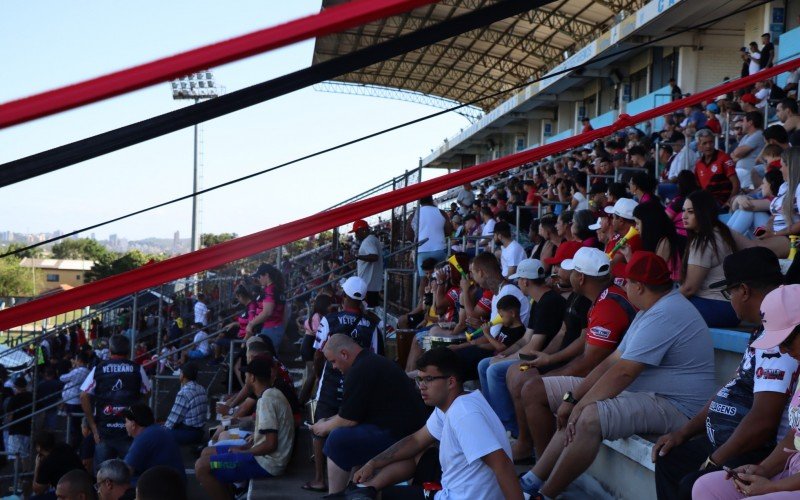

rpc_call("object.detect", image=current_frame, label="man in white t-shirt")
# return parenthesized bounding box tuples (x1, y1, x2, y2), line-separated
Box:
(494, 221, 527, 278)
(181, 322, 210, 364)
(731, 111, 765, 189)
(479, 207, 496, 250)
(193, 293, 209, 326)
(351, 348, 523, 500)
(456, 183, 475, 216)
(350, 219, 384, 308)
(410, 196, 452, 275)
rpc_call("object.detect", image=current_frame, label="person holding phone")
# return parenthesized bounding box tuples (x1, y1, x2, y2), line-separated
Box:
(693, 285, 800, 498)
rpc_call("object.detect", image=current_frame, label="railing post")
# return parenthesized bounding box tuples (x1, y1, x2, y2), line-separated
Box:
(152, 286, 164, 413)
(130, 291, 139, 360)
(515, 205, 521, 242)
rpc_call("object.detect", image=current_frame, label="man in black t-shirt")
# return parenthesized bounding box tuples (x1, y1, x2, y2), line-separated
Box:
(760, 33, 774, 69)
(311, 334, 427, 495)
(6, 376, 34, 466)
(32, 430, 84, 496)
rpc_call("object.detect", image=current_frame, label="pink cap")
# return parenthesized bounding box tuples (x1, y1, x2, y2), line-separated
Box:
(751, 285, 800, 349)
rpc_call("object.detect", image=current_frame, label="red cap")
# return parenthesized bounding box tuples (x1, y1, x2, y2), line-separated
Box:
(621, 251, 671, 285)
(741, 93, 758, 105)
(349, 220, 369, 233)
(543, 240, 583, 266)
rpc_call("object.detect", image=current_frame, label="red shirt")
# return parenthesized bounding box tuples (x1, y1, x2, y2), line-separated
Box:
(605, 233, 643, 278)
(706, 118, 722, 134)
(695, 151, 736, 206)
(444, 286, 461, 322)
(477, 289, 493, 314)
(585, 285, 636, 348)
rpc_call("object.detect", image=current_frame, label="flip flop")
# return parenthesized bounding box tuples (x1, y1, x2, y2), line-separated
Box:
(301, 483, 328, 492)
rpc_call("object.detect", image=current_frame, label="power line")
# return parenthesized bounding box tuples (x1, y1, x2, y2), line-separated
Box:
(0, 0, 770, 259)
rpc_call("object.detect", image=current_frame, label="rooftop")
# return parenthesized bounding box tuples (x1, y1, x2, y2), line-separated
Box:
(18, 258, 95, 271)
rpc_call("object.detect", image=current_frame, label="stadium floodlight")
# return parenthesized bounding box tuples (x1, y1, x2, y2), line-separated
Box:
(171, 70, 219, 100)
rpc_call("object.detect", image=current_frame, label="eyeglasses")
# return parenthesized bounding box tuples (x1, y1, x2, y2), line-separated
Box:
(721, 282, 744, 301)
(414, 375, 449, 387)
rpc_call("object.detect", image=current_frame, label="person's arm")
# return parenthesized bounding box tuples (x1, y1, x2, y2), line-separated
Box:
(725, 174, 741, 207)
(731, 144, 754, 161)
(441, 210, 454, 236)
(481, 449, 525, 499)
(651, 400, 711, 462)
(523, 329, 586, 367)
(246, 297, 275, 336)
(240, 432, 277, 455)
(709, 391, 787, 465)
(164, 389, 187, 429)
(310, 414, 357, 437)
(679, 264, 710, 297)
(547, 344, 616, 377)
(32, 457, 49, 495)
(353, 426, 436, 483)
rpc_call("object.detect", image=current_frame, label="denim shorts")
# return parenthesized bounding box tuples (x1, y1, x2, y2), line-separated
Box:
(209, 445, 272, 483)
(323, 424, 398, 470)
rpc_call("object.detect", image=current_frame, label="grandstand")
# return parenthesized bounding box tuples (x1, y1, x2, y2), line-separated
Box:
(0, 0, 800, 498)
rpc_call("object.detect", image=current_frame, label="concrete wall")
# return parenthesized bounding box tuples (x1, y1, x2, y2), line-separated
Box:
(694, 47, 743, 94)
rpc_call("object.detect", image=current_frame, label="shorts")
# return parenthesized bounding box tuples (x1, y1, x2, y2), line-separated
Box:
(209, 445, 272, 483)
(324, 424, 398, 470)
(188, 349, 208, 360)
(542, 376, 689, 440)
(6, 434, 31, 458)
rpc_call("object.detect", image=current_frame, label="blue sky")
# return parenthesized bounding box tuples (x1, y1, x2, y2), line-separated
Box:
(0, 1, 464, 241)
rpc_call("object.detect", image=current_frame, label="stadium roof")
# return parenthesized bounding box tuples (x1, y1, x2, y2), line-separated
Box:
(313, 0, 645, 112)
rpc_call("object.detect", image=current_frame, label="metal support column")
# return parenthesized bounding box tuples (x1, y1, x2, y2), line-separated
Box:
(130, 292, 139, 360)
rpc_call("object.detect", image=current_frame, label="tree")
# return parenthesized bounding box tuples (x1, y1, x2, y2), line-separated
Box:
(2, 243, 43, 259)
(0, 257, 33, 296)
(84, 250, 161, 282)
(201, 233, 238, 248)
(52, 238, 109, 261)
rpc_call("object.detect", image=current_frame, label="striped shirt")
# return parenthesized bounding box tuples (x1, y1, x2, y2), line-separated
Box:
(60, 366, 89, 406)
(164, 381, 208, 429)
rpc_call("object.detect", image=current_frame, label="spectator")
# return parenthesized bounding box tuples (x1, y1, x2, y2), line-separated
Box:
(94, 459, 133, 500)
(519, 252, 715, 497)
(537, 214, 560, 273)
(727, 169, 781, 238)
(352, 347, 524, 500)
(121, 403, 184, 484)
(581, 116, 593, 133)
(214, 285, 257, 364)
(680, 190, 739, 327)
(629, 171, 659, 204)
(666, 170, 700, 236)
(494, 221, 526, 277)
(693, 285, 800, 498)
(193, 292, 209, 327)
(748, 42, 762, 75)
(410, 196, 452, 275)
(761, 147, 800, 246)
(350, 219, 384, 308)
(79, 418, 94, 476)
(776, 99, 800, 145)
(36, 367, 62, 430)
(305, 276, 380, 493)
(80, 335, 151, 472)
(196, 356, 294, 499)
(55, 469, 96, 500)
(479, 206, 497, 249)
(627, 201, 686, 281)
(7, 376, 33, 468)
(397, 258, 437, 331)
(179, 322, 209, 365)
(571, 172, 590, 211)
(310, 334, 428, 495)
(731, 112, 766, 190)
(669, 78, 682, 101)
(163, 362, 208, 446)
(31, 430, 84, 498)
(654, 248, 796, 499)
(705, 103, 722, 134)
(695, 128, 740, 210)
(299, 293, 333, 404)
(246, 263, 287, 354)
(556, 210, 575, 242)
(665, 133, 697, 184)
(136, 465, 187, 500)
(760, 33, 775, 69)
(604, 198, 642, 275)
(456, 182, 475, 216)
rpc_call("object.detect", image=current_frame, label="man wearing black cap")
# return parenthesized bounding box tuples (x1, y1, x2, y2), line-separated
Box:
(652, 247, 798, 500)
(122, 403, 184, 485)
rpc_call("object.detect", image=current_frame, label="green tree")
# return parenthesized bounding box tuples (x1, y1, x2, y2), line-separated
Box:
(52, 238, 109, 261)
(0, 257, 33, 296)
(85, 250, 161, 282)
(201, 233, 238, 248)
(2, 243, 43, 259)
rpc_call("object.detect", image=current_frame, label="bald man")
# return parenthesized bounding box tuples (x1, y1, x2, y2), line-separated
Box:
(56, 469, 97, 500)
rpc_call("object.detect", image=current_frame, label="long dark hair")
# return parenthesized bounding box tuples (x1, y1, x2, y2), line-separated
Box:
(682, 190, 736, 277)
(261, 264, 286, 303)
(633, 201, 686, 259)
(572, 210, 595, 241)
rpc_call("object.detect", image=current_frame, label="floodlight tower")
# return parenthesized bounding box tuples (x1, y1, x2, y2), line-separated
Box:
(170, 71, 219, 254)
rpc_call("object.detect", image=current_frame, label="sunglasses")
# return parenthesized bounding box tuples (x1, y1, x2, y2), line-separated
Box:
(721, 282, 743, 301)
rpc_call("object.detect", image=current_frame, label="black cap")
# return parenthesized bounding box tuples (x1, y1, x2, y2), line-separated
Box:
(710, 247, 784, 289)
(251, 263, 271, 278)
(121, 403, 154, 427)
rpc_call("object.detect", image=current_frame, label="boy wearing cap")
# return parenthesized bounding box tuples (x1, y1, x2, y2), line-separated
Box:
(515, 247, 636, 460)
(521, 252, 715, 498)
(350, 220, 384, 308)
(196, 356, 294, 500)
(654, 248, 798, 499)
(603, 198, 642, 276)
(693, 285, 800, 498)
(122, 403, 184, 485)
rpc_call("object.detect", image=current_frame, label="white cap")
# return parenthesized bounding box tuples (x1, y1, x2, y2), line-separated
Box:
(588, 219, 603, 231)
(342, 276, 368, 301)
(603, 198, 638, 220)
(508, 259, 546, 280)
(561, 247, 611, 277)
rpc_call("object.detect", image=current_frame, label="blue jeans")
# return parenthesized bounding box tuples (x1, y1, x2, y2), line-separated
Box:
(324, 424, 398, 470)
(726, 209, 770, 238)
(260, 325, 285, 355)
(416, 250, 447, 276)
(169, 424, 205, 445)
(94, 436, 131, 475)
(688, 296, 739, 328)
(478, 357, 519, 436)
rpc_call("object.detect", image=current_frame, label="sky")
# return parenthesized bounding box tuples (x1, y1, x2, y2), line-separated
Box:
(0, 1, 466, 241)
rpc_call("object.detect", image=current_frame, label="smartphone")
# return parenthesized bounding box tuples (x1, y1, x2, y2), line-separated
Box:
(519, 353, 538, 361)
(303, 421, 313, 428)
(754, 226, 767, 237)
(723, 466, 742, 482)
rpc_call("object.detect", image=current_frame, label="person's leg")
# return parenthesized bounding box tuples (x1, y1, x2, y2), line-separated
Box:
(260, 326, 285, 356)
(326, 458, 350, 494)
(726, 209, 755, 235)
(169, 426, 204, 446)
(381, 486, 427, 500)
(93, 440, 112, 475)
(507, 364, 539, 459)
(691, 470, 745, 500)
(195, 452, 232, 500)
(687, 296, 740, 328)
(521, 375, 557, 459)
(484, 359, 519, 436)
(654, 438, 710, 500)
(306, 437, 327, 490)
(405, 340, 424, 373)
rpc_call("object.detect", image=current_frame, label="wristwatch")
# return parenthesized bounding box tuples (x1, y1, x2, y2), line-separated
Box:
(562, 391, 579, 405)
(700, 456, 718, 470)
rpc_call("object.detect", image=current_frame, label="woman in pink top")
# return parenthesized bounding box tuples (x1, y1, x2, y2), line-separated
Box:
(245, 263, 287, 354)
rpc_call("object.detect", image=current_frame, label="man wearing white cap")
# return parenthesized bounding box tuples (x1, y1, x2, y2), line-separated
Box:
(603, 198, 642, 276)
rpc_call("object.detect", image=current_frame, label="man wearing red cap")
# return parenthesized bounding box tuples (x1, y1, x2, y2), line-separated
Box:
(350, 220, 383, 308)
(521, 252, 715, 498)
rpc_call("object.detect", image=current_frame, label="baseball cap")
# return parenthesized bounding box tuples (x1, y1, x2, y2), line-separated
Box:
(561, 247, 611, 277)
(750, 285, 800, 349)
(741, 93, 758, 105)
(251, 263, 272, 278)
(342, 276, 368, 301)
(709, 247, 784, 289)
(122, 403, 155, 427)
(621, 251, 671, 285)
(349, 220, 369, 233)
(706, 103, 720, 113)
(588, 217, 605, 231)
(543, 240, 583, 266)
(603, 198, 638, 220)
(244, 354, 275, 378)
(509, 259, 546, 280)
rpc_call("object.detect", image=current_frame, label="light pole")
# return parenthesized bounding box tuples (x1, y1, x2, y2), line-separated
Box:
(170, 71, 219, 253)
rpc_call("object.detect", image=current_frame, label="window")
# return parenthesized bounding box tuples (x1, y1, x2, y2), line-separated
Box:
(46, 274, 60, 282)
(76, 274, 81, 280)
